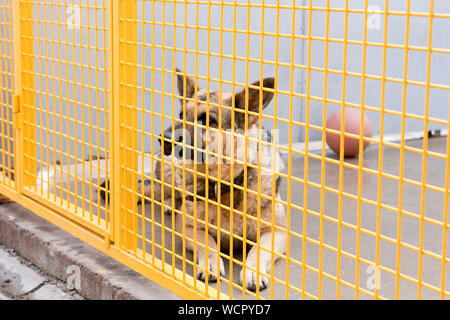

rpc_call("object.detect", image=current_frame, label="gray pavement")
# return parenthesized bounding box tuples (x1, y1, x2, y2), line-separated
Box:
(0, 136, 448, 300)
(0, 202, 181, 300)
(136, 136, 450, 299)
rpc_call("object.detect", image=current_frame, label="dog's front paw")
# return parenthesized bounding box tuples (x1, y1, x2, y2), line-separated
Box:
(240, 267, 269, 291)
(196, 254, 225, 282)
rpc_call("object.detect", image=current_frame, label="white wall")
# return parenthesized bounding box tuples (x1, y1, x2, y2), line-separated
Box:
(2, 0, 449, 167)
(140, 0, 450, 146)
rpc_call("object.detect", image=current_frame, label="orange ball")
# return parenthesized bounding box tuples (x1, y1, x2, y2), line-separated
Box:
(326, 108, 373, 157)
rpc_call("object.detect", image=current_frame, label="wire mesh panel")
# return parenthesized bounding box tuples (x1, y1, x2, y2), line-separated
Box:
(0, 0, 15, 189)
(1, 0, 449, 300)
(117, 0, 450, 300)
(18, 0, 111, 236)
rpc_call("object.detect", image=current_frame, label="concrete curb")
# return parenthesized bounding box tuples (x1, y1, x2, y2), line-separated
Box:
(0, 243, 84, 300)
(0, 202, 180, 300)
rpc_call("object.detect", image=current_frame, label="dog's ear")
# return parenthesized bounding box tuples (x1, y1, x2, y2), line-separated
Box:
(176, 68, 201, 106)
(234, 77, 275, 128)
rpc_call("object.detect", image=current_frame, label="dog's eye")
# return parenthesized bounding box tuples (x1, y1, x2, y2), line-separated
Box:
(197, 114, 218, 127)
(197, 114, 206, 125)
(209, 118, 218, 126)
(197, 114, 208, 126)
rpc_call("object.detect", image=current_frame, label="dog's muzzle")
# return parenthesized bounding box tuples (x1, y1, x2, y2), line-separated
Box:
(209, 170, 245, 199)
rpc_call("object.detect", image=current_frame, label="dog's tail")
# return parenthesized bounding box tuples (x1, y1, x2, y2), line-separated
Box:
(36, 158, 109, 193)
(36, 154, 155, 199)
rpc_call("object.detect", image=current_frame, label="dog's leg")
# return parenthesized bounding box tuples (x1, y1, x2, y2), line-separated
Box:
(101, 177, 175, 213)
(240, 229, 287, 291)
(138, 179, 177, 214)
(176, 203, 225, 282)
(186, 226, 225, 282)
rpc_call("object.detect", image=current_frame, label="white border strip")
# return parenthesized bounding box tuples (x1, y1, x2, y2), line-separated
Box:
(281, 129, 449, 154)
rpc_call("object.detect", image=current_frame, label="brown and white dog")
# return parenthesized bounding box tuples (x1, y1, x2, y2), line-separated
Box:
(146, 70, 287, 291)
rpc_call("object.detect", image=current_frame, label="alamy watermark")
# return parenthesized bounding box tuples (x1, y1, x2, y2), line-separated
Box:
(165, 127, 280, 172)
(66, 5, 81, 30)
(367, 5, 383, 30)
(366, 265, 381, 291)
(66, 265, 81, 291)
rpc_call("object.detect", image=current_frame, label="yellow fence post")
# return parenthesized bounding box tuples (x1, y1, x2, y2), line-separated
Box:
(14, 0, 36, 190)
(110, 0, 139, 252)
(0, 0, 16, 190)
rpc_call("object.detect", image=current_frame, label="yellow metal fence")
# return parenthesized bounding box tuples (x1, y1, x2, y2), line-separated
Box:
(0, 0, 449, 300)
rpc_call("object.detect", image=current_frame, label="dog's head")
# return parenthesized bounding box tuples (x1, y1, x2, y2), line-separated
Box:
(160, 69, 275, 182)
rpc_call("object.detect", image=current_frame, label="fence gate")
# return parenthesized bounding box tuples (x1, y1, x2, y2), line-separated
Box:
(0, 0, 449, 300)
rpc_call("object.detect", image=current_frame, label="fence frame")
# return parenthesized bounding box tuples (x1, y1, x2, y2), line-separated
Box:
(0, 0, 449, 300)
(2, 0, 215, 300)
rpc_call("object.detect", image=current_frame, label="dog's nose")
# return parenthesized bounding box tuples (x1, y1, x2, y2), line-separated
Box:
(163, 129, 173, 141)
(172, 128, 185, 159)
(161, 129, 174, 156)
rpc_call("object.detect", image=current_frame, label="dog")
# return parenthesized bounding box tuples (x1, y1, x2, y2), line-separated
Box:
(149, 70, 287, 292)
(100, 69, 287, 291)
